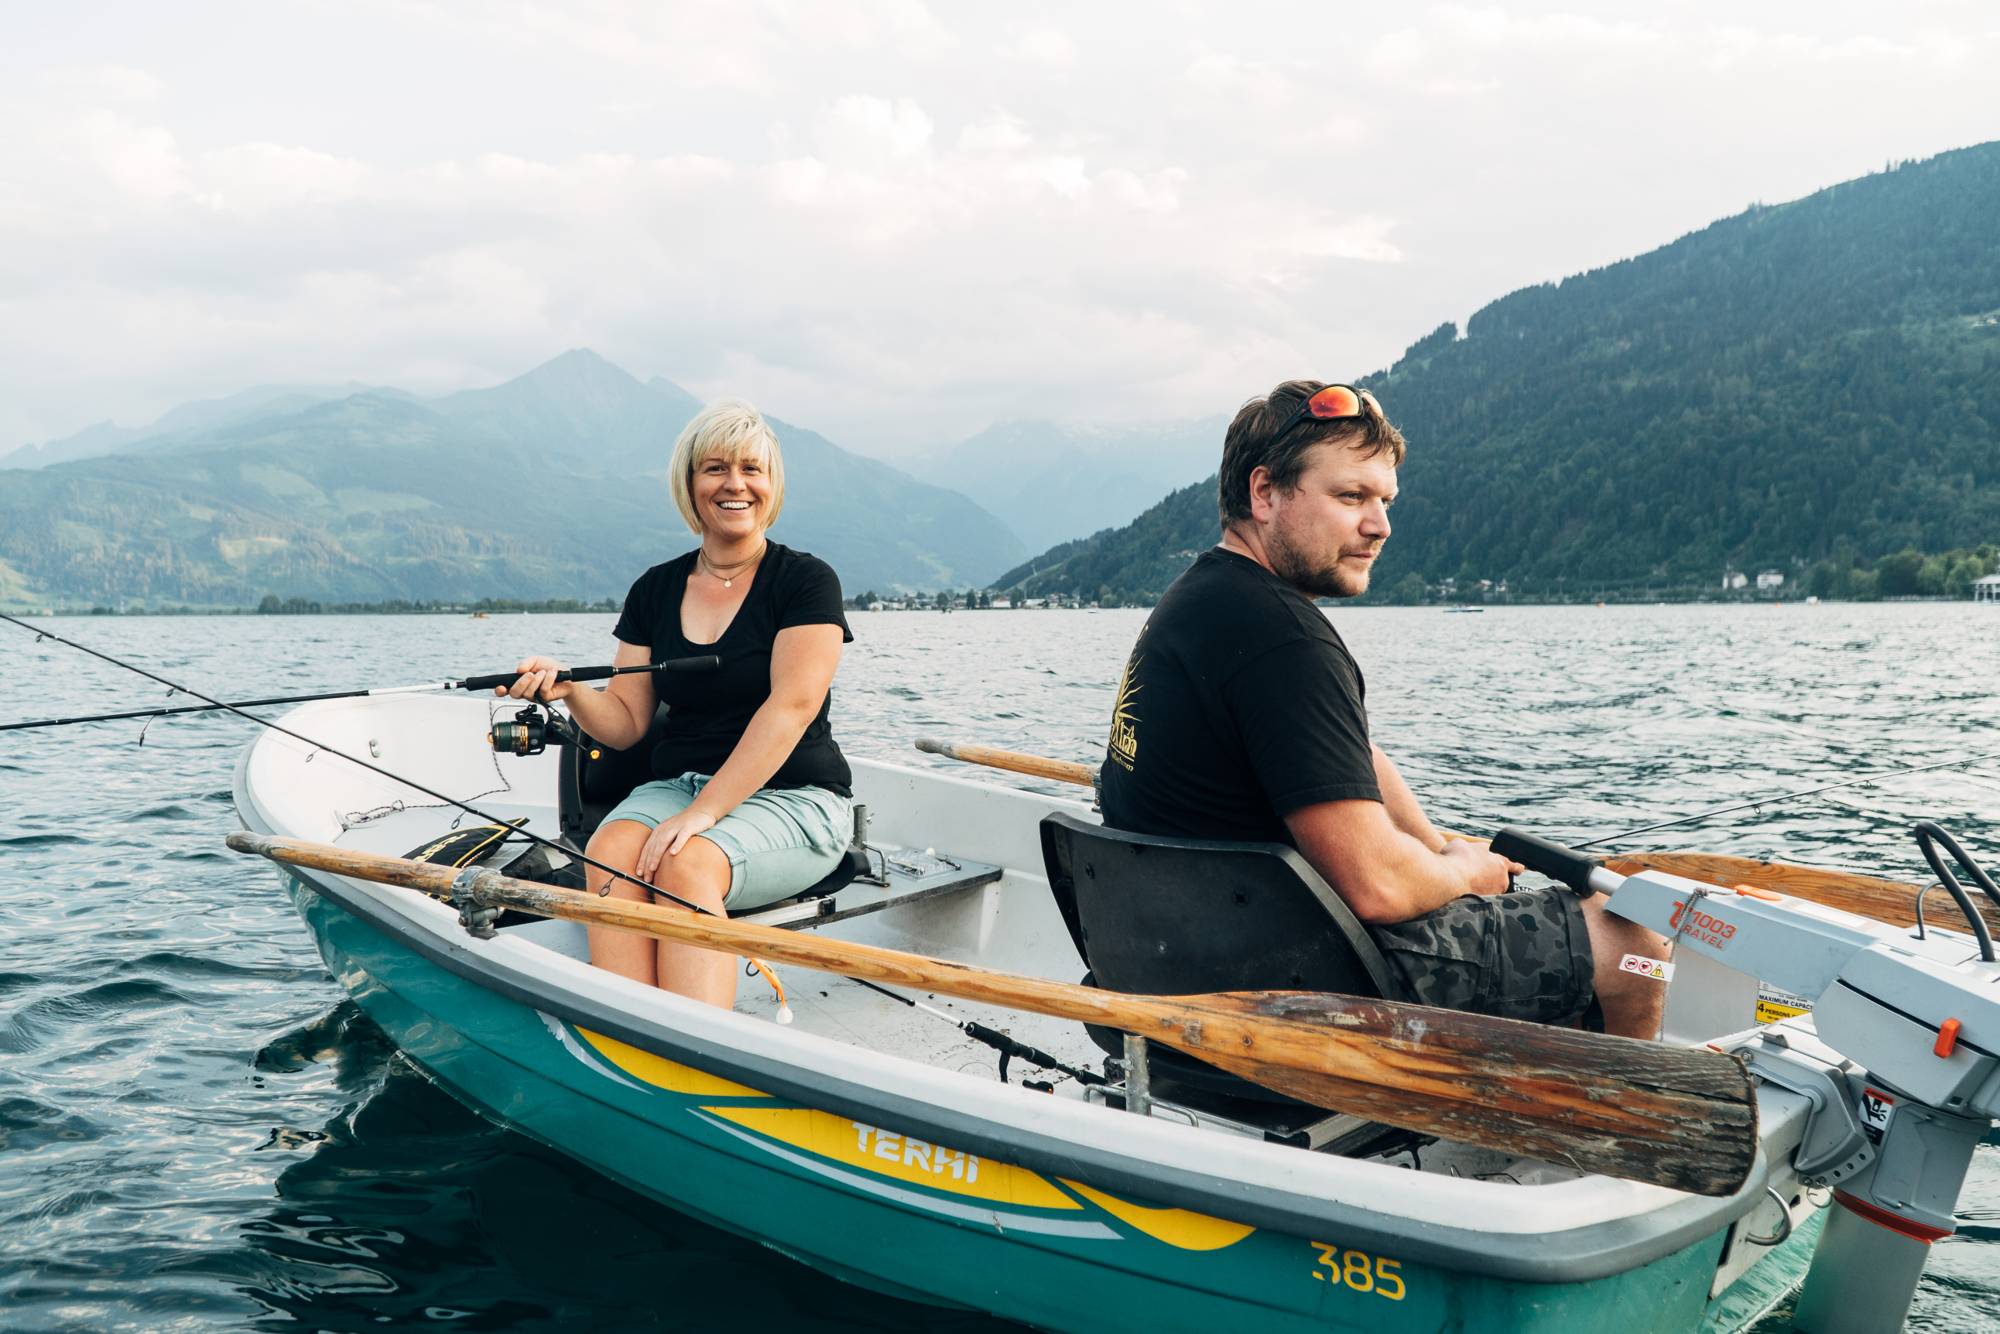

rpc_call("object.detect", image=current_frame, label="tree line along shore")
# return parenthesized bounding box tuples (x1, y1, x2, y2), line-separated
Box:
(12, 538, 1995, 618)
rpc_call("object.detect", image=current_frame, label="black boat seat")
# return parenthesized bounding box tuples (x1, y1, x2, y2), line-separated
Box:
(1038, 811, 1408, 1106)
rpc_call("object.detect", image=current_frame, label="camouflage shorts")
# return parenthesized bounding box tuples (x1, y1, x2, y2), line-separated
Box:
(1370, 886, 1595, 1025)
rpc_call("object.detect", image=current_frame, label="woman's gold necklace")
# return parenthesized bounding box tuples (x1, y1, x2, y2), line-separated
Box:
(699, 542, 765, 589)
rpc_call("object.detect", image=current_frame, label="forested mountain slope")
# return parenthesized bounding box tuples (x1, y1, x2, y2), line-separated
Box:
(996, 144, 2000, 602)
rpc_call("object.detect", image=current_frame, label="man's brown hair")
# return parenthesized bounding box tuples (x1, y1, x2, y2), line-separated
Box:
(1216, 380, 1406, 524)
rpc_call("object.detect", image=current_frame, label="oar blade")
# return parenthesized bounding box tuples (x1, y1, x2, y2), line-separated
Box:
(1134, 991, 1758, 1198)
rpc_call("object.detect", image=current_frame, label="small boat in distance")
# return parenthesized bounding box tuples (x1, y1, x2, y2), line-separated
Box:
(1442, 605, 1484, 614)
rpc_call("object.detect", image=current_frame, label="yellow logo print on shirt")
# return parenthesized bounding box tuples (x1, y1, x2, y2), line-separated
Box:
(1107, 654, 1141, 772)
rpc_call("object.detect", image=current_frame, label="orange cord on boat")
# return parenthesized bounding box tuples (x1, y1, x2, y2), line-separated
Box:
(750, 957, 793, 1023)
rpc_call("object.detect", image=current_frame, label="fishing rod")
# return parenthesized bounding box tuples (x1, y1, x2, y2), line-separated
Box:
(0, 610, 720, 918)
(844, 976, 1106, 1088)
(0, 661, 718, 734)
(0, 613, 1047, 1068)
(1571, 743, 2000, 851)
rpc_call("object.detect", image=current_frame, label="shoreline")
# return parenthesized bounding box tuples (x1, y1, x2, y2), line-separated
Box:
(5, 595, 1988, 618)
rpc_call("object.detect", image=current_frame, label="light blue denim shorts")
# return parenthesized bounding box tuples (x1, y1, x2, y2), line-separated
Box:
(602, 772, 852, 912)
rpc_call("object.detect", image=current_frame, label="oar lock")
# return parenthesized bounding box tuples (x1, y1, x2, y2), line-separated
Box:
(450, 866, 506, 939)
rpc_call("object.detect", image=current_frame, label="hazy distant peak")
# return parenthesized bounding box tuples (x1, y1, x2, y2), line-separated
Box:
(645, 373, 700, 402)
(495, 347, 643, 396)
(3, 382, 380, 469)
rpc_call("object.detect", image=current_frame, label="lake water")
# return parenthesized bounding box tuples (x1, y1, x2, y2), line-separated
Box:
(1, 604, 1997, 1331)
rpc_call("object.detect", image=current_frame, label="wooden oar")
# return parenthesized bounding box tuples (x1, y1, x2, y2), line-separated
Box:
(228, 831, 1756, 1198)
(1600, 851, 1994, 935)
(912, 737, 1976, 934)
(915, 738, 1098, 789)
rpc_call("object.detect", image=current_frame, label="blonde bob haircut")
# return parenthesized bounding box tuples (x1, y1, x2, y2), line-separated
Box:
(667, 399, 785, 535)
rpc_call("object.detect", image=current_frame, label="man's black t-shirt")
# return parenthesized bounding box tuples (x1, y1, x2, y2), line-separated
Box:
(1099, 548, 1379, 842)
(612, 542, 853, 796)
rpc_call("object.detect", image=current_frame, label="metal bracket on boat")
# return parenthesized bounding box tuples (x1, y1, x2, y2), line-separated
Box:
(1740, 1037, 1873, 1187)
(1122, 1034, 1152, 1118)
(450, 867, 504, 940)
(1740, 1185, 1796, 1249)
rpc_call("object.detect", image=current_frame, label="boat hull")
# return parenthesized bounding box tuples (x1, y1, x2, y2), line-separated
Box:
(287, 875, 1807, 1333)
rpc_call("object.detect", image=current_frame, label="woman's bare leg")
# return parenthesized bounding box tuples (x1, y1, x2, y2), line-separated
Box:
(650, 835, 738, 1008)
(584, 820, 658, 986)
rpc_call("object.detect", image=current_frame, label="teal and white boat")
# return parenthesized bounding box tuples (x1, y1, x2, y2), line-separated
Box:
(233, 693, 1999, 1333)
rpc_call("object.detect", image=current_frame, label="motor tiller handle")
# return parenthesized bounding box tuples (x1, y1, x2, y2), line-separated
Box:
(1490, 828, 1602, 897)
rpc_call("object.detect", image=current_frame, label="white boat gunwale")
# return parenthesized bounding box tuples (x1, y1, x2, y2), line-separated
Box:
(231, 698, 1809, 1285)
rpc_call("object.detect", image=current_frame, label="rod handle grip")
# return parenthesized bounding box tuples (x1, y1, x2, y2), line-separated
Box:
(460, 655, 723, 692)
(646, 654, 723, 676)
(1490, 828, 1601, 897)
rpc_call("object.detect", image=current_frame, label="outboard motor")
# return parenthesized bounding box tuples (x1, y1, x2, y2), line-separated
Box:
(1494, 824, 2000, 1334)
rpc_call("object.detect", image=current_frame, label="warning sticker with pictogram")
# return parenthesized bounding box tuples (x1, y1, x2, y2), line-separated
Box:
(1858, 1086, 1896, 1137)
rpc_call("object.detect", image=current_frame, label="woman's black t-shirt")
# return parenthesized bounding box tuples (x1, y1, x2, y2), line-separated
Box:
(611, 542, 853, 796)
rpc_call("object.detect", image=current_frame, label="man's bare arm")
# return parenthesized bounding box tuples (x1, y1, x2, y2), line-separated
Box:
(1285, 798, 1510, 925)
(1372, 744, 1447, 852)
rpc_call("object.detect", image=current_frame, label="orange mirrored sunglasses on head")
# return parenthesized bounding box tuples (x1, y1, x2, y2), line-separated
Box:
(1276, 383, 1379, 436)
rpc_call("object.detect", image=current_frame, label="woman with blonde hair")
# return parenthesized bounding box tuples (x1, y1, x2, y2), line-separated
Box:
(504, 400, 853, 1006)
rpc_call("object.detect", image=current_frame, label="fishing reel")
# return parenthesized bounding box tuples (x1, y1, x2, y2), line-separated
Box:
(488, 702, 580, 757)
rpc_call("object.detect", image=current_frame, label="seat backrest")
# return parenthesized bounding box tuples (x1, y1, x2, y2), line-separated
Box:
(558, 705, 670, 848)
(1039, 811, 1402, 1001)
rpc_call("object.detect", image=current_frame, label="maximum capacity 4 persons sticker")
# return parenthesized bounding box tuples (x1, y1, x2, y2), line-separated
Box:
(1756, 984, 1813, 1025)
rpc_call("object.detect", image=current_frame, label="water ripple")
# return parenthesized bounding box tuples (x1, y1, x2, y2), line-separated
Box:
(0, 606, 1995, 1332)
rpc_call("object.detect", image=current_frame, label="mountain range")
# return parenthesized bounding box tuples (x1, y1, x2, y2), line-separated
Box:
(15, 142, 1996, 611)
(0, 382, 403, 471)
(902, 417, 1226, 554)
(0, 352, 1028, 608)
(995, 142, 2000, 602)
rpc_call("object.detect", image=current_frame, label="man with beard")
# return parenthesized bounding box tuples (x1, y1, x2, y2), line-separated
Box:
(1099, 380, 1667, 1037)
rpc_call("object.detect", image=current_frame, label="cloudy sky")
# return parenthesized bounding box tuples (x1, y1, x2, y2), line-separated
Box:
(3, 1, 1996, 457)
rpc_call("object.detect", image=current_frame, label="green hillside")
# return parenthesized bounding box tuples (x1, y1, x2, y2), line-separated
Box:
(0, 353, 1025, 608)
(995, 144, 2000, 603)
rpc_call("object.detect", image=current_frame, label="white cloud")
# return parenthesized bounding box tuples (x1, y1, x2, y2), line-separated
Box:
(958, 113, 1034, 154)
(1, 4, 1997, 453)
(1099, 167, 1186, 214)
(813, 95, 936, 165)
(1366, 29, 1431, 80)
(1012, 27, 1077, 66)
(43, 64, 165, 103)
(71, 109, 188, 202)
(1299, 218, 1405, 266)
(1183, 52, 1291, 107)
(196, 144, 373, 214)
